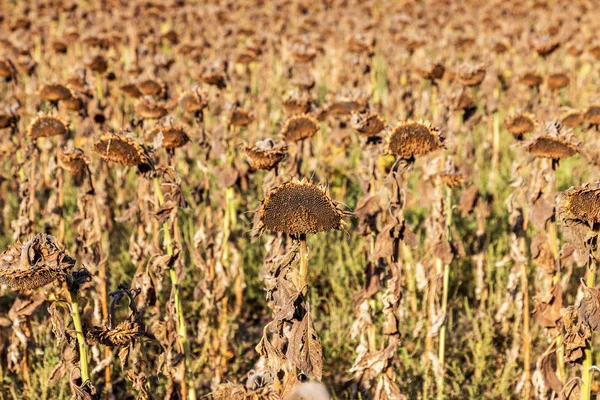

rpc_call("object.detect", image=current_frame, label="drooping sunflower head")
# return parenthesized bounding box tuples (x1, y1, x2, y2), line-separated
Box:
(505, 113, 537, 140)
(254, 178, 349, 237)
(457, 63, 486, 87)
(560, 109, 583, 128)
(524, 123, 579, 160)
(93, 131, 154, 175)
(134, 98, 169, 120)
(558, 184, 600, 226)
(385, 120, 443, 159)
(27, 114, 69, 138)
(584, 104, 600, 125)
(178, 90, 208, 114)
(280, 114, 319, 142)
(38, 83, 72, 102)
(546, 72, 570, 91)
(137, 78, 164, 96)
(144, 125, 190, 150)
(0, 233, 75, 291)
(228, 107, 254, 127)
(244, 139, 288, 170)
(351, 111, 386, 137)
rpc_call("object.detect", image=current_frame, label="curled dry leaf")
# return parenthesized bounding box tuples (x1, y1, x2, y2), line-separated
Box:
(286, 310, 323, 381)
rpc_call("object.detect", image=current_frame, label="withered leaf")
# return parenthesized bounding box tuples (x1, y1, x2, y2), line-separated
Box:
(561, 305, 591, 364)
(153, 200, 178, 224)
(433, 240, 453, 265)
(537, 350, 563, 395)
(256, 324, 285, 373)
(533, 284, 562, 328)
(355, 194, 382, 235)
(48, 301, 69, 345)
(578, 283, 600, 331)
(458, 184, 479, 216)
(286, 309, 323, 380)
(530, 234, 555, 274)
(530, 195, 554, 230)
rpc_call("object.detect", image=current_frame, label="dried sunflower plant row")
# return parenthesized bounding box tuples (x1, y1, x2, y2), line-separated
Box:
(3, 0, 600, 399)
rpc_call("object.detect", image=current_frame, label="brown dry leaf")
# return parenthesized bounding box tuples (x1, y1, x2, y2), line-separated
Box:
(561, 305, 591, 364)
(530, 234, 555, 274)
(355, 194, 382, 236)
(126, 369, 151, 400)
(533, 284, 562, 328)
(537, 349, 563, 394)
(153, 200, 177, 224)
(530, 195, 554, 230)
(286, 310, 323, 380)
(578, 283, 600, 331)
(256, 323, 285, 373)
(48, 301, 70, 346)
(433, 240, 453, 265)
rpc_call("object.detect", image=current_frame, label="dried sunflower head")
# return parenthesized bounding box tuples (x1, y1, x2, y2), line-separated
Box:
(520, 71, 543, 87)
(385, 120, 443, 159)
(505, 113, 537, 140)
(137, 79, 164, 96)
(327, 98, 367, 116)
(135, 98, 169, 120)
(200, 70, 227, 89)
(558, 184, 600, 225)
(245, 139, 288, 170)
(254, 178, 348, 236)
(281, 114, 319, 142)
(93, 131, 154, 174)
(61, 91, 86, 112)
(561, 109, 583, 128)
(87, 320, 141, 347)
(58, 147, 88, 174)
(179, 90, 208, 114)
(440, 172, 465, 188)
(119, 83, 143, 99)
(87, 54, 108, 73)
(351, 111, 385, 137)
(145, 125, 190, 150)
(415, 62, 445, 81)
(0, 233, 75, 291)
(449, 88, 475, 111)
(58, 148, 89, 186)
(531, 36, 560, 56)
(228, 107, 254, 127)
(282, 91, 311, 114)
(27, 114, 69, 138)
(584, 104, 600, 125)
(524, 134, 578, 160)
(0, 57, 17, 80)
(547, 72, 569, 91)
(0, 110, 17, 129)
(235, 47, 258, 64)
(38, 83, 72, 102)
(457, 63, 486, 87)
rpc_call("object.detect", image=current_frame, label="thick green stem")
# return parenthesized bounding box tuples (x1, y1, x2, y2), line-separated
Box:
(581, 260, 596, 400)
(68, 290, 89, 383)
(153, 177, 195, 400)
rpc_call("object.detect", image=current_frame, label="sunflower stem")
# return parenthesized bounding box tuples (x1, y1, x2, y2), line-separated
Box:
(153, 177, 195, 400)
(581, 257, 596, 400)
(299, 234, 309, 297)
(67, 289, 89, 384)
